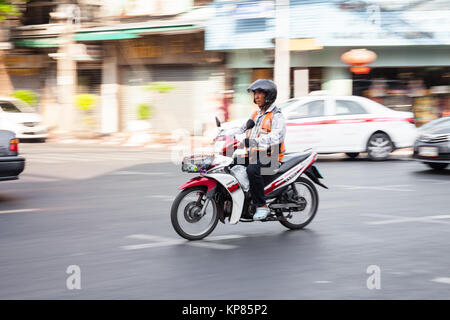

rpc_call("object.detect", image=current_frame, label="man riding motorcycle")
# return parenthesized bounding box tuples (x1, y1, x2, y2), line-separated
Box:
(226, 79, 286, 221)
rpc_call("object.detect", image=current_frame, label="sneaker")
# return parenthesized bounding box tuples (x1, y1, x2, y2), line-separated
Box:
(253, 206, 270, 221)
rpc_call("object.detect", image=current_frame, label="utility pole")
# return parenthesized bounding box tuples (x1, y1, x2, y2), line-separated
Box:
(51, 4, 80, 133)
(0, 16, 14, 96)
(274, 0, 290, 102)
(57, 25, 77, 132)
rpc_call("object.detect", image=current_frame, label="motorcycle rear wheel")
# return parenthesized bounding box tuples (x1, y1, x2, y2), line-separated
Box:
(279, 177, 318, 230)
(171, 186, 219, 240)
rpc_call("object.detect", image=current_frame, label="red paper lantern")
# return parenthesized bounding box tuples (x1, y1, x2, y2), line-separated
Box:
(341, 49, 377, 66)
(350, 66, 371, 74)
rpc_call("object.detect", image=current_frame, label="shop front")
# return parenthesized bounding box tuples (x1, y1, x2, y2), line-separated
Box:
(117, 32, 225, 134)
(289, 45, 450, 126)
(352, 67, 450, 126)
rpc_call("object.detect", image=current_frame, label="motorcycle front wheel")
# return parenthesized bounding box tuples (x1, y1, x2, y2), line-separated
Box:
(171, 186, 219, 240)
(279, 177, 318, 230)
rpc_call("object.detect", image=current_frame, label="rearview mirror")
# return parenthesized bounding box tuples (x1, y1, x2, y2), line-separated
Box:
(246, 119, 255, 130)
(215, 116, 221, 127)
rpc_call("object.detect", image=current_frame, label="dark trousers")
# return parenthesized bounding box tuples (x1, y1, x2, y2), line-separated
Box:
(233, 153, 275, 207)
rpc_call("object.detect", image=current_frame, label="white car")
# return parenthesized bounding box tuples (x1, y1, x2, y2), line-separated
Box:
(223, 94, 417, 160)
(0, 98, 48, 141)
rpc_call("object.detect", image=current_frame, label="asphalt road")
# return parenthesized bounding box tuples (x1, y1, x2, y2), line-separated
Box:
(0, 142, 449, 299)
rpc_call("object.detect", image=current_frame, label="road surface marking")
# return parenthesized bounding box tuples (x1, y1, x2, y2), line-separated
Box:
(147, 195, 174, 201)
(336, 185, 414, 192)
(122, 241, 183, 250)
(314, 281, 333, 284)
(0, 208, 42, 215)
(418, 179, 450, 185)
(127, 234, 174, 242)
(188, 242, 237, 250)
(432, 278, 450, 285)
(362, 213, 450, 225)
(121, 232, 289, 252)
(112, 171, 167, 176)
(122, 234, 238, 250)
(207, 234, 247, 241)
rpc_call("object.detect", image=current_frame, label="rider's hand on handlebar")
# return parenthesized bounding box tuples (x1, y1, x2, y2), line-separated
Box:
(243, 138, 257, 148)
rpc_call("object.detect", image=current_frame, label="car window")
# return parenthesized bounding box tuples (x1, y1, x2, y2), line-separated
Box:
(286, 100, 325, 119)
(0, 101, 21, 113)
(335, 100, 367, 115)
(278, 99, 301, 111)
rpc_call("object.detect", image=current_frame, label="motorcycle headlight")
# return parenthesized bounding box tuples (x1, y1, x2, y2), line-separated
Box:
(201, 157, 214, 171)
(182, 155, 215, 173)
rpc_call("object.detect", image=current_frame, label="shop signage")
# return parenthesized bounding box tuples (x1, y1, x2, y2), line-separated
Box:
(5, 54, 45, 76)
(121, 34, 223, 64)
(233, 1, 274, 19)
(5, 55, 45, 69)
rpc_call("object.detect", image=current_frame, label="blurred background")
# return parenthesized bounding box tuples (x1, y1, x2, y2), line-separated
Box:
(1, 1, 450, 300)
(0, 0, 448, 140)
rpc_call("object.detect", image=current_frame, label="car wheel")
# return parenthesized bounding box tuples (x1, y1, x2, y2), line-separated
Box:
(426, 162, 448, 170)
(367, 133, 394, 161)
(345, 152, 360, 159)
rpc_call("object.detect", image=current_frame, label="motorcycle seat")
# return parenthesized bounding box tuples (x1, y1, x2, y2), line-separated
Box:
(276, 152, 312, 174)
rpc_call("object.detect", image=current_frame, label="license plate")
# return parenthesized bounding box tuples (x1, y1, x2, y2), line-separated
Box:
(419, 147, 438, 157)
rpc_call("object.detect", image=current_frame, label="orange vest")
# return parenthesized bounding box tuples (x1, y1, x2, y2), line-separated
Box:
(246, 110, 286, 162)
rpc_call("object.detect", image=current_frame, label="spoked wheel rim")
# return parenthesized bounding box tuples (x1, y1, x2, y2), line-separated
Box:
(284, 181, 317, 225)
(176, 189, 217, 238)
(367, 134, 393, 159)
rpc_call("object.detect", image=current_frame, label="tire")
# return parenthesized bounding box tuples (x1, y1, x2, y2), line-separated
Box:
(426, 162, 448, 170)
(279, 177, 319, 230)
(367, 132, 394, 161)
(170, 186, 219, 240)
(346, 152, 360, 159)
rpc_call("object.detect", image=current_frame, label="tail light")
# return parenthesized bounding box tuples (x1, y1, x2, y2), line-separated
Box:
(406, 118, 415, 125)
(9, 139, 19, 152)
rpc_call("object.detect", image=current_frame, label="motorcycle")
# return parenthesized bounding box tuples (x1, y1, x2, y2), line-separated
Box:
(170, 117, 327, 240)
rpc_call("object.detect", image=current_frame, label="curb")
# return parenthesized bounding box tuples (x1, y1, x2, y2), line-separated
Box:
(46, 135, 213, 151)
(45, 135, 414, 157)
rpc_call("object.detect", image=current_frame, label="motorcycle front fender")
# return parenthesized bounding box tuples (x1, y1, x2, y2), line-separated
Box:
(178, 176, 218, 197)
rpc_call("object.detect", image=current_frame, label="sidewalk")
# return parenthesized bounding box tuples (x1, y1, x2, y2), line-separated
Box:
(46, 131, 213, 151)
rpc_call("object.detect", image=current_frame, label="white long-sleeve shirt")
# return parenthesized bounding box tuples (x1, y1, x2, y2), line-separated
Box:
(225, 104, 286, 150)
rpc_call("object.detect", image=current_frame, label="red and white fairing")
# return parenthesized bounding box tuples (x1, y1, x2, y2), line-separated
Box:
(264, 152, 317, 195)
(203, 152, 317, 224)
(204, 172, 245, 224)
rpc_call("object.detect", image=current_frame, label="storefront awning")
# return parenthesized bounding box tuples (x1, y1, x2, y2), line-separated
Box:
(74, 24, 200, 41)
(14, 25, 203, 47)
(14, 38, 60, 48)
(74, 31, 139, 41)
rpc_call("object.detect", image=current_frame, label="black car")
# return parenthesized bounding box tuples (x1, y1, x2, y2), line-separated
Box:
(413, 117, 450, 170)
(0, 130, 25, 181)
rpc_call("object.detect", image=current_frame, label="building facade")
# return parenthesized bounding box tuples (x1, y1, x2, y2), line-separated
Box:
(205, 0, 450, 125)
(7, 0, 223, 135)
